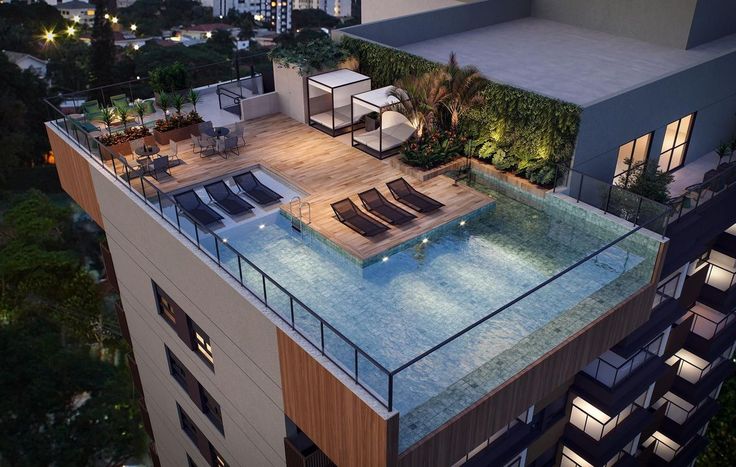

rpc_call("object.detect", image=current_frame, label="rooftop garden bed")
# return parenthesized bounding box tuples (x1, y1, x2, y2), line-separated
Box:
(341, 36, 582, 187)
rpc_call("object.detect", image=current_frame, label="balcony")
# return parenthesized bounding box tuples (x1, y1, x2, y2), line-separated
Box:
(641, 432, 708, 466)
(684, 302, 736, 360)
(662, 157, 736, 277)
(667, 348, 736, 401)
(655, 393, 719, 445)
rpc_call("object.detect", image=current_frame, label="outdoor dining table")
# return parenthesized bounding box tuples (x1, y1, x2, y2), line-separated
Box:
(204, 127, 230, 138)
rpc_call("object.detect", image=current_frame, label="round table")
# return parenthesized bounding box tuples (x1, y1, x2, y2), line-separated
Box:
(135, 145, 160, 158)
(204, 127, 230, 138)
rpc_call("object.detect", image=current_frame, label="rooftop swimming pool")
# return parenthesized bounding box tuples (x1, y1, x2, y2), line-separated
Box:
(209, 178, 659, 449)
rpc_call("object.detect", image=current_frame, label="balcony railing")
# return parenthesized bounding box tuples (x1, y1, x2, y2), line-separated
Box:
(666, 349, 727, 385)
(584, 335, 663, 388)
(688, 305, 736, 340)
(553, 165, 671, 235)
(653, 391, 709, 425)
(45, 82, 667, 416)
(569, 396, 644, 441)
(668, 159, 736, 224)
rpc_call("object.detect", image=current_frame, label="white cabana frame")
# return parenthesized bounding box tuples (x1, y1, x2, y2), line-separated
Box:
(307, 69, 371, 137)
(351, 86, 415, 159)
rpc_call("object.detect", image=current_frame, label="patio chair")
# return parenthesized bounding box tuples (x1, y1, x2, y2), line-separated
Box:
(204, 181, 254, 216)
(174, 190, 224, 226)
(166, 140, 183, 167)
(199, 121, 214, 134)
(231, 122, 246, 147)
(218, 135, 239, 159)
(331, 198, 389, 237)
(130, 138, 146, 155)
(149, 155, 171, 181)
(142, 98, 156, 115)
(110, 94, 129, 111)
(192, 134, 216, 157)
(358, 188, 416, 225)
(115, 156, 144, 181)
(232, 171, 283, 205)
(81, 100, 104, 122)
(386, 177, 444, 213)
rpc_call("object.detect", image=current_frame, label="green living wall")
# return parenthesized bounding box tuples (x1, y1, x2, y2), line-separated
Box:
(341, 37, 582, 186)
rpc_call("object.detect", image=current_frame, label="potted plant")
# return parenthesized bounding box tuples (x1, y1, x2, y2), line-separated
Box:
(172, 93, 186, 117)
(100, 107, 115, 136)
(188, 88, 201, 114)
(364, 111, 379, 132)
(134, 100, 147, 127)
(117, 106, 130, 132)
(158, 92, 171, 120)
(152, 90, 204, 144)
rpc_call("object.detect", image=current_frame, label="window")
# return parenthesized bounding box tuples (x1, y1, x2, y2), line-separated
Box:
(153, 282, 178, 327)
(178, 404, 198, 443)
(659, 113, 695, 172)
(189, 318, 214, 367)
(614, 133, 652, 186)
(187, 454, 198, 467)
(166, 346, 188, 389)
(209, 444, 229, 467)
(200, 384, 224, 433)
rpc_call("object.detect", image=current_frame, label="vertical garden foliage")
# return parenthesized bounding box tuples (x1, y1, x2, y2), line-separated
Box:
(341, 36, 582, 186)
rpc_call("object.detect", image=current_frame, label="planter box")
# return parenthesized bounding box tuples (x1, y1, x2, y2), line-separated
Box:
(389, 157, 468, 182)
(153, 122, 201, 145)
(99, 134, 156, 160)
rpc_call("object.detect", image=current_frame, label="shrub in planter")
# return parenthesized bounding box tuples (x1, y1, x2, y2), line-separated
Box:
(97, 126, 151, 146)
(400, 129, 466, 170)
(154, 111, 204, 132)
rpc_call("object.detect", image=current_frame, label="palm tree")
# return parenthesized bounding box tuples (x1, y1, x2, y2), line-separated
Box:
(443, 52, 486, 129)
(390, 71, 448, 138)
(172, 93, 185, 116)
(134, 100, 146, 127)
(158, 92, 171, 120)
(117, 106, 130, 131)
(100, 107, 115, 135)
(188, 88, 201, 115)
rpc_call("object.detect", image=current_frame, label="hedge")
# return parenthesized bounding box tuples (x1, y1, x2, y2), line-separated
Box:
(341, 36, 582, 186)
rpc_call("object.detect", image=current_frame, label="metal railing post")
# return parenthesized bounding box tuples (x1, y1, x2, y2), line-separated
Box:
(576, 174, 584, 202)
(604, 185, 613, 214)
(320, 322, 325, 353)
(262, 275, 268, 305)
(633, 197, 643, 225)
(237, 256, 243, 284)
(354, 348, 359, 380)
(388, 373, 394, 412)
(215, 238, 221, 264)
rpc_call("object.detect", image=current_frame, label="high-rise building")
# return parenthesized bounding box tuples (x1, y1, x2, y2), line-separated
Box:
(212, 0, 292, 34)
(44, 1, 736, 466)
(293, 0, 351, 18)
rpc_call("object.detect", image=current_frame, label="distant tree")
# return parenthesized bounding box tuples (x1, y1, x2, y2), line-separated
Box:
(207, 28, 235, 56)
(89, 2, 116, 86)
(698, 376, 736, 466)
(0, 55, 49, 185)
(46, 39, 91, 91)
(118, 0, 212, 36)
(292, 8, 339, 30)
(225, 9, 255, 40)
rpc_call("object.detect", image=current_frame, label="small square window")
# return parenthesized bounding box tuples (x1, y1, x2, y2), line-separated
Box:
(209, 444, 228, 467)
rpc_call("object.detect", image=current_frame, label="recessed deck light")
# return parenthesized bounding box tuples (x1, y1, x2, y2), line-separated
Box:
(382, 256, 389, 262)
(422, 238, 428, 244)
(259, 224, 265, 229)
(460, 220, 466, 226)
(222, 238, 228, 243)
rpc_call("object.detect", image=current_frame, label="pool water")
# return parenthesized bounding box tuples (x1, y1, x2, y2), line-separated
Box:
(219, 187, 649, 423)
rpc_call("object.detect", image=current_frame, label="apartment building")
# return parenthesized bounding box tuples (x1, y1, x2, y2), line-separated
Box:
(212, 0, 292, 34)
(44, 1, 735, 466)
(293, 0, 351, 18)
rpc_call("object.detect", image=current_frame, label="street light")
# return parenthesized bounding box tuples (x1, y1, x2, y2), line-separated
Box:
(111, 16, 118, 24)
(104, 13, 110, 19)
(66, 25, 76, 36)
(72, 15, 80, 23)
(43, 29, 56, 43)
(130, 24, 137, 32)
(205, 31, 212, 39)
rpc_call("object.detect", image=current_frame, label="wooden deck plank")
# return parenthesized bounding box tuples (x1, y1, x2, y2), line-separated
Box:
(108, 114, 493, 261)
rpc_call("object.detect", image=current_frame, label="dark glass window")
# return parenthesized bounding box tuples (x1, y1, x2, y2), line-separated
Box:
(166, 347, 187, 389)
(178, 404, 198, 443)
(209, 444, 229, 467)
(200, 384, 224, 433)
(187, 454, 198, 467)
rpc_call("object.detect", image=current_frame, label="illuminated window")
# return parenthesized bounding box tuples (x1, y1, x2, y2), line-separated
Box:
(642, 432, 682, 462)
(189, 318, 214, 367)
(614, 132, 652, 186)
(658, 113, 695, 172)
(153, 283, 177, 327)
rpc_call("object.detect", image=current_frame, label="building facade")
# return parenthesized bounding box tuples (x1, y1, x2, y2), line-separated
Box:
(293, 0, 351, 18)
(44, 1, 736, 466)
(212, 0, 293, 34)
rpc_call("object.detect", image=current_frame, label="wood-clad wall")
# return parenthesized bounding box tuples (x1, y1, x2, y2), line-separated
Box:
(398, 283, 657, 467)
(277, 330, 399, 467)
(46, 125, 104, 227)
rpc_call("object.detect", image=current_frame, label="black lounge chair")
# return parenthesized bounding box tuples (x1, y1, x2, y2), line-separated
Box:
(358, 188, 416, 225)
(174, 190, 224, 226)
(331, 198, 389, 237)
(233, 171, 283, 205)
(386, 177, 444, 213)
(204, 181, 254, 216)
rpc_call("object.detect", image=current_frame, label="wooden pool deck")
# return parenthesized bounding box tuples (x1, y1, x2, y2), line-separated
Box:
(111, 113, 493, 262)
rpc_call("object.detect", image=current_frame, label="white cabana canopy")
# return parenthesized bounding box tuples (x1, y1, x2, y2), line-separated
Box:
(307, 69, 371, 135)
(351, 86, 414, 159)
